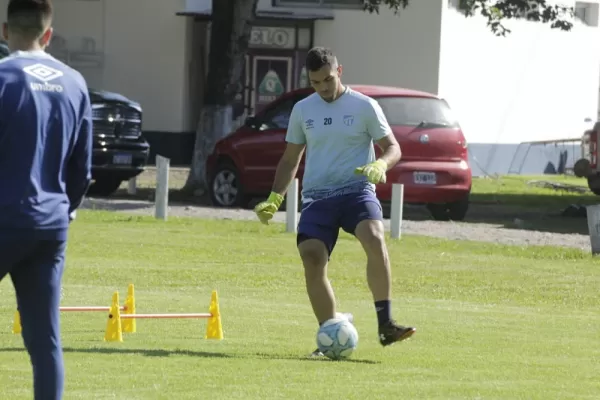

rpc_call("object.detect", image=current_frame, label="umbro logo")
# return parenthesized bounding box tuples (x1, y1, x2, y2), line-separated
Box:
(23, 63, 63, 82)
(23, 63, 64, 93)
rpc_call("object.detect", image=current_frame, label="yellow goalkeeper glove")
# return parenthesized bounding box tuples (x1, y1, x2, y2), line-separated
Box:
(254, 192, 284, 225)
(354, 159, 388, 184)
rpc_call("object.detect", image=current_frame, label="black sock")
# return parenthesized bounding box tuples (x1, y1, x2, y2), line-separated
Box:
(375, 300, 391, 326)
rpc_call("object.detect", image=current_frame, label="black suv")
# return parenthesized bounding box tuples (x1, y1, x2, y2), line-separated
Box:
(0, 41, 150, 197)
(87, 89, 150, 196)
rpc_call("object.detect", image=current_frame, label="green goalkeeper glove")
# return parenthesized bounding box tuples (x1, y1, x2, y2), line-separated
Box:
(254, 192, 284, 225)
(354, 159, 388, 184)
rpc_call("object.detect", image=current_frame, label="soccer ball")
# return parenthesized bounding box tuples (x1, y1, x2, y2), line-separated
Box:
(316, 317, 359, 360)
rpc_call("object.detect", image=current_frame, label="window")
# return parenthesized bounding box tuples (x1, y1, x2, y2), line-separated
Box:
(374, 96, 460, 128)
(258, 95, 308, 130)
(272, 0, 362, 9)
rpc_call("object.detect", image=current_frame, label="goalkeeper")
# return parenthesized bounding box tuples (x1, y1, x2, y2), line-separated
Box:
(254, 47, 416, 355)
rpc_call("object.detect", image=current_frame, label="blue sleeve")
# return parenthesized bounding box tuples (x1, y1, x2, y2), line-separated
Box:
(67, 89, 93, 213)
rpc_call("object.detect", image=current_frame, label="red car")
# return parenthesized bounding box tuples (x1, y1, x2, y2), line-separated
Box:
(206, 85, 472, 221)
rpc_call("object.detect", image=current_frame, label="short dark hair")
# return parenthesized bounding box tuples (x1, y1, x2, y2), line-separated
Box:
(305, 47, 338, 72)
(7, 0, 53, 41)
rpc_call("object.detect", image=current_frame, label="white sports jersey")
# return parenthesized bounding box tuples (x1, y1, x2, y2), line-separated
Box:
(285, 86, 392, 198)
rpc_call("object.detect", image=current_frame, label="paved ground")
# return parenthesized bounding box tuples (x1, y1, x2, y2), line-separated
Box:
(82, 196, 592, 251)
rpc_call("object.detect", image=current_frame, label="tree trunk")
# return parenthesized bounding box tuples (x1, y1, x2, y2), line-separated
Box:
(183, 0, 258, 196)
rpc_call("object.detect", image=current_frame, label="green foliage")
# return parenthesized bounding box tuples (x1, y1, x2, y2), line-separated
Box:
(364, 0, 574, 36)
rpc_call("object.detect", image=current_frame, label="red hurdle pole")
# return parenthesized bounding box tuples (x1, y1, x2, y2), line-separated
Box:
(103, 289, 224, 342)
(120, 313, 211, 319)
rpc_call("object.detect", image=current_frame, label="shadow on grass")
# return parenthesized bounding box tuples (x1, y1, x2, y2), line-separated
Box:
(0, 346, 232, 358)
(0, 347, 378, 363)
(469, 192, 599, 210)
(381, 201, 590, 236)
(253, 352, 380, 364)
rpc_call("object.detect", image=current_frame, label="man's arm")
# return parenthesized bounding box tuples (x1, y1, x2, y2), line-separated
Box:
(66, 90, 93, 213)
(367, 100, 402, 170)
(375, 134, 401, 170)
(271, 143, 305, 195)
(271, 103, 306, 195)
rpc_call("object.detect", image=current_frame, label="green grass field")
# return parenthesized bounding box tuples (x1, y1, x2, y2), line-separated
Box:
(1, 211, 599, 399)
(470, 175, 597, 208)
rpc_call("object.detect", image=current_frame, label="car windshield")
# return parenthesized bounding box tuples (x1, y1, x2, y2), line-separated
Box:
(374, 96, 459, 128)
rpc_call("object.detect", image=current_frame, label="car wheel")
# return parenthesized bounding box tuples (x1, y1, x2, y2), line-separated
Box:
(427, 197, 469, 222)
(87, 178, 123, 197)
(209, 161, 248, 208)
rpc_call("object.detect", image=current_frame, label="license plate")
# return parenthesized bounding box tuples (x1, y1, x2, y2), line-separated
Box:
(413, 172, 436, 185)
(113, 154, 132, 165)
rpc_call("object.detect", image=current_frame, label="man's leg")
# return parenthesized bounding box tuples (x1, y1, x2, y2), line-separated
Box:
(297, 237, 336, 324)
(297, 198, 347, 356)
(297, 198, 340, 325)
(341, 192, 416, 346)
(10, 240, 67, 400)
(0, 239, 31, 283)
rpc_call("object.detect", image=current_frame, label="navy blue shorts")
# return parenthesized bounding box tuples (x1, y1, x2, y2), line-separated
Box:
(297, 191, 383, 256)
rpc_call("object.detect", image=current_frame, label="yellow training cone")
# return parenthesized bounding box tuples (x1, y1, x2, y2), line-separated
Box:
(104, 291, 123, 342)
(12, 310, 21, 334)
(205, 290, 223, 340)
(122, 284, 136, 334)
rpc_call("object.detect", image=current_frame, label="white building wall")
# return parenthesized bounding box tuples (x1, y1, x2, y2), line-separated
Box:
(102, 0, 189, 133)
(0, 0, 190, 133)
(439, 0, 600, 146)
(313, 1, 444, 95)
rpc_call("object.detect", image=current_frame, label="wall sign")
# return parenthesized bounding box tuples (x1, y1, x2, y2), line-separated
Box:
(252, 56, 292, 113)
(249, 26, 296, 50)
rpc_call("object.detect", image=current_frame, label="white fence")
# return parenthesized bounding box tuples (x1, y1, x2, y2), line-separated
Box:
(284, 178, 404, 239)
(145, 161, 405, 238)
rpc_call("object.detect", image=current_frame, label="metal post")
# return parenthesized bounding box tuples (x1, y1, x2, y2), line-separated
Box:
(586, 204, 600, 255)
(127, 177, 137, 195)
(155, 155, 170, 220)
(286, 179, 299, 233)
(390, 184, 404, 239)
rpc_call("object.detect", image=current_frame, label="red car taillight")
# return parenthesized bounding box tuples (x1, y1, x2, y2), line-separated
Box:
(459, 139, 468, 160)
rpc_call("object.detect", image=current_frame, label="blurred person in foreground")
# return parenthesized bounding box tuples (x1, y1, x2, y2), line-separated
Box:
(0, 0, 92, 398)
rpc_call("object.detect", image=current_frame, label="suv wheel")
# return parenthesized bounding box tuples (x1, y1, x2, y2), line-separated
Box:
(209, 161, 248, 208)
(87, 178, 123, 197)
(427, 197, 469, 221)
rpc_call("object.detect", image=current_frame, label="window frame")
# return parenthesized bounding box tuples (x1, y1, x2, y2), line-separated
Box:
(272, 0, 363, 10)
(372, 95, 460, 128)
